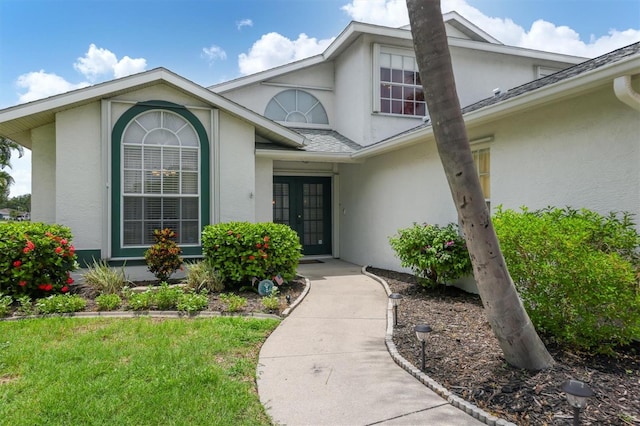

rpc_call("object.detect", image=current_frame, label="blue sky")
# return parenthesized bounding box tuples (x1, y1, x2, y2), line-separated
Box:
(1, 0, 639, 196)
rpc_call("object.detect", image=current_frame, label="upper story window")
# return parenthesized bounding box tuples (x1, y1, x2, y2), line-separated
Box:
(376, 45, 426, 117)
(265, 89, 329, 125)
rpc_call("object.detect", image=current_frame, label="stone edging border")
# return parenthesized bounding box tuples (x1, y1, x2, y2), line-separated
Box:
(361, 266, 517, 426)
(0, 277, 312, 322)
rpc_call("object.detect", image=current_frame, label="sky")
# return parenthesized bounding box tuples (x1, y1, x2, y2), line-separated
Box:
(1, 0, 639, 197)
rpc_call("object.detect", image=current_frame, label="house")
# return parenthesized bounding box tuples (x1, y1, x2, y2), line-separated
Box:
(0, 12, 638, 275)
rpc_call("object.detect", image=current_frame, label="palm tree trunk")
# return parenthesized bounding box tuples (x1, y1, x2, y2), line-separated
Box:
(406, 0, 554, 370)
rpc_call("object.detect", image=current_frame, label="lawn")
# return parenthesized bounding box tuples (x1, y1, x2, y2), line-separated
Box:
(0, 316, 279, 425)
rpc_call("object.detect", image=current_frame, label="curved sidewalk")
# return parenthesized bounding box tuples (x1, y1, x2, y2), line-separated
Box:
(257, 259, 484, 425)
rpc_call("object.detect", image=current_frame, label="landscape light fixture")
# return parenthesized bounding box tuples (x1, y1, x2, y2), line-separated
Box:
(388, 293, 402, 326)
(561, 379, 594, 426)
(414, 324, 432, 371)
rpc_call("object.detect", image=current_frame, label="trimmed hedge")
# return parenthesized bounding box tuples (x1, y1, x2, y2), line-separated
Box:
(494, 206, 640, 352)
(0, 222, 78, 297)
(202, 222, 301, 285)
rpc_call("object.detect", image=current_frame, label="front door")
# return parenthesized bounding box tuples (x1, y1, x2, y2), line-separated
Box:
(273, 176, 332, 255)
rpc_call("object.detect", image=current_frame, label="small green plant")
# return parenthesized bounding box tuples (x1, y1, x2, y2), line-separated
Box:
(202, 222, 302, 286)
(389, 222, 472, 287)
(261, 287, 280, 311)
(127, 291, 154, 311)
(0, 293, 12, 317)
(154, 283, 184, 310)
(219, 293, 247, 312)
(177, 291, 209, 314)
(184, 260, 224, 293)
(35, 294, 87, 314)
(493, 206, 640, 352)
(16, 295, 34, 316)
(81, 259, 129, 296)
(144, 228, 183, 282)
(95, 293, 122, 311)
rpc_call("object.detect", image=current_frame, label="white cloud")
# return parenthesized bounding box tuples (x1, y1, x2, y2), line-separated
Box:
(341, 0, 640, 58)
(74, 44, 147, 81)
(236, 19, 253, 30)
(202, 45, 228, 63)
(8, 150, 31, 197)
(238, 32, 334, 75)
(16, 70, 89, 103)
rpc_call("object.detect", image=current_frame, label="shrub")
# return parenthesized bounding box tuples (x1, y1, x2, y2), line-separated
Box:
(202, 222, 302, 286)
(153, 283, 184, 310)
(219, 293, 247, 312)
(144, 228, 183, 282)
(81, 259, 129, 296)
(183, 260, 224, 293)
(95, 293, 122, 311)
(389, 222, 472, 287)
(126, 291, 154, 311)
(177, 292, 209, 314)
(261, 287, 280, 312)
(35, 294, 87, 314)
(16, 295, 34, 316)
(0, 293, 12, 317)
(0, 222, 77, 297)
(493, 206, 640, 352)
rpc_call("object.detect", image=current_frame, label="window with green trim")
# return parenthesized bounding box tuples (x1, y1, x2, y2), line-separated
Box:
(121, 110, 201, 246)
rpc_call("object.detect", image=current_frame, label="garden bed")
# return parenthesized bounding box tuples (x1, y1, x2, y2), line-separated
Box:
(369, 267, 640, 425)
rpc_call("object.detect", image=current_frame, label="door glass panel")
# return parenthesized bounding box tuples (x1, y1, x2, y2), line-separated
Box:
(273, 183, 290, 225)
(303, 183, 324, 246)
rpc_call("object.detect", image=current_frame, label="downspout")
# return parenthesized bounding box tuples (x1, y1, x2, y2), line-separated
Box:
(613, 75, 640, 111)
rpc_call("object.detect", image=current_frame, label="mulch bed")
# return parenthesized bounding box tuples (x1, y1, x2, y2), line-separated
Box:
(368, 267, 640, 425)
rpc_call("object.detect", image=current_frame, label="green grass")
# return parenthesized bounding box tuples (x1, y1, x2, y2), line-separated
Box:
(0, 317, 279, 425)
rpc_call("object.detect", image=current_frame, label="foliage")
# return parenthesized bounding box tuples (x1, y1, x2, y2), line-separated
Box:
(0, 137, 23, 199)
(81, 259, 129, 296)
(144, 228, 183, 282)
(219, 293, 247, 312)
(95, 293, 122, 311)
(183, 259, 224, 293)
(35, 294, 87, 314)
(177, 291, 209, 314)
(3, 194, 30, 213)
(261, 287, 280, 311)
(389, 222, 472, 287)
(0, 222, 77, 297)
(153, 282, 184, 310)
(16, 295, 34, 316)
(0, 317, 278, 425)
(126, 290, 154, 311)
(202, 221, 302, 286)
(0, 293, 11, 317)
(493, 206, 640, 351)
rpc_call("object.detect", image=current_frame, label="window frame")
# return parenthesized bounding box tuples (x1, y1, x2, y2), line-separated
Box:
(470, 140, 491, 207)
(373, 44, 427, 118)
(264, 89, 329, 126)
(111, 100, 210, 258)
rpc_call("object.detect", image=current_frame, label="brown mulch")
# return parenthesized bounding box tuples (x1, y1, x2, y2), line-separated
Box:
(368, 267, 640, 425)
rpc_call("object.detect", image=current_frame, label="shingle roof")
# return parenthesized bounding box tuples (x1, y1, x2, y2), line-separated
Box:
(292, 128, 364, 153)
(461, 41, 640, 115)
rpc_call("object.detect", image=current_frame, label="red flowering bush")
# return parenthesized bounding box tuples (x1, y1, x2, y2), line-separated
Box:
(144, 228, 183, 282)
(202, 222, 301, 286)
(0, 222, 77, 297)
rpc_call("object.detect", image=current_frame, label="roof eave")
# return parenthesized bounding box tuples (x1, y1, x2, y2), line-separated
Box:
(256, 149, 362, 163)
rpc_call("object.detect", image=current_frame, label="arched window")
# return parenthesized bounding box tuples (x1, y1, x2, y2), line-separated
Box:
(264, 89, 329, 125)
(112, 101, 210, 257)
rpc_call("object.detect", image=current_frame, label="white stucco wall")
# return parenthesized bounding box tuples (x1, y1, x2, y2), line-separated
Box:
(339, 139, 456, 271)
(218, 111, 256, 222)
(491, 86, 640, 218)
(55, 102, 103, 251)
(30, 123, 56, 223)
(255, 157, 273, 222)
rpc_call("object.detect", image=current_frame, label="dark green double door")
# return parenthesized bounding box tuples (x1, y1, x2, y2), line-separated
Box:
(273, 177, 331, 255)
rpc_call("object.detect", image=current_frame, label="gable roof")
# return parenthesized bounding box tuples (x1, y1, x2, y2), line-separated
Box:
(211, 13, 584, 94)
(353, 41, 640, 159)
(0, 68, 306, 149)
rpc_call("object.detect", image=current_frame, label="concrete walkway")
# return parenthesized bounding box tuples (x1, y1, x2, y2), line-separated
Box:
(257, 259, 485, 425)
